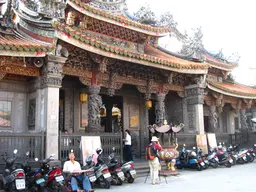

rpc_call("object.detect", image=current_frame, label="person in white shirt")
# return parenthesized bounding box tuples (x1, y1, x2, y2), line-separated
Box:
(123, 129, 133, 162)
(63, 152, 94, 192)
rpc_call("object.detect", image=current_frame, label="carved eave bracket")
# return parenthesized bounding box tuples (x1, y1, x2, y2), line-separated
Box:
(89, 53, 116, 73)
(213, 93, 225, 113)
(137, 79, 155, 100)
(160, 70, 176, 84)
(243, 99, 253, 109)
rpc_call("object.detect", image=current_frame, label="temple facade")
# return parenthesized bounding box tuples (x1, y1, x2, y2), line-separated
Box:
(0, 0, 256, 159)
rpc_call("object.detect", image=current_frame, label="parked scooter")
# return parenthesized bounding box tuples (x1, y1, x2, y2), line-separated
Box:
(214, 145, 233, 168)
(196, 148, 209, 169)
(22, 152, 46, 192)
(2, 149, 26, 191)
(83, 148, 112, 189)
(176, 144, 204, 171)
(205, 148, 219, 168)
(107, 149, 125, 185)
(121, 161, 136, 183)
(40, 154, 65, 192)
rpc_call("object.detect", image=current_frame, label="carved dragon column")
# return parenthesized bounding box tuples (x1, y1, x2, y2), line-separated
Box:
(155, 93, 166, 126)
(240, 108, 248, 131)
(88, 85, 102, 132)
(208, 106, 218, 133)
(40, 54, 67, 159)
(185, 84, 205, 134)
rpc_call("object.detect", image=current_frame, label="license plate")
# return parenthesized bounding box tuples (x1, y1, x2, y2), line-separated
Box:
(200, 162, 205, 166)
(247, 153, 250, 156)
(89, 176, 96, 182)
(117, 172, 125, 181)
(229, 159, 233, 163)
(130, 170, 136, 178)
(15, 179, 25, 190)
(103, 172, 111, 179)
(253, 153, 255, 157)
(36, 178, 45, 184)
(243, 156, 247, 160)
(55, 175, 64, 182)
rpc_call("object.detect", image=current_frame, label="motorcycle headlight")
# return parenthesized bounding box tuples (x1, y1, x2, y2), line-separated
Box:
(191, 151, 196, 156)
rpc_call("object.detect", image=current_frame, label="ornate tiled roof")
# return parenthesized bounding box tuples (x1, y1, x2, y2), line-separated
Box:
(67, 0, 170, 36)
(204, 53, 237, 71)
(53, 22, 208, 74)
(207, 80, 256, 99)
(0, 32, 55, 57)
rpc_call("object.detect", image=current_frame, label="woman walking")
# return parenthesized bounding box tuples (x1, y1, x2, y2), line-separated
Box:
(123, 129, 133, 162)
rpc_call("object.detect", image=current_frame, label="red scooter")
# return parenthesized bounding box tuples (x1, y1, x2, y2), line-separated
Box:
(40, 154, 65, 192)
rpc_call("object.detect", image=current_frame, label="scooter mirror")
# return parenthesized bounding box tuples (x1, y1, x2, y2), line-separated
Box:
(223, 142, 225, 145)
(183, 144, 186, 147)
(254, 144, 256, 147)
(71, 149, 74, 153)
(193, 147, 196, 150)
(13, 149, 18, 154)
(112, 147, 115, 151)
(26, 151, 30, 156)
(35, 158, 38, 162)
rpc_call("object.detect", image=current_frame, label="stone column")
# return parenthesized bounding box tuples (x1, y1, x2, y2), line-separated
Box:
(208, 106, 218, 133)
(185, 84, 205, 134)
(155, 93, 166, 126)
(88, 85, 102, 132)
(40, 55, 67, 159)
(240, 109, 248, 130)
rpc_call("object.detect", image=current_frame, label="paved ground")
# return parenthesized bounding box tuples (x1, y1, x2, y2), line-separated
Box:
(96, 162, 256, 192)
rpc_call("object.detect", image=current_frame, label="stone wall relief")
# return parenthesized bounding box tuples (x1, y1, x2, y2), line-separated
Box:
(28, 98, 36, 130)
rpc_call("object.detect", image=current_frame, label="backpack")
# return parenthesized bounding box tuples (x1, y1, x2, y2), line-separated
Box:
(145, 144, 157, 160)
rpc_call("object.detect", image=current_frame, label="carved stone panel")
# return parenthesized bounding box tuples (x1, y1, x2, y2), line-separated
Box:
(28, 98, 36, 130)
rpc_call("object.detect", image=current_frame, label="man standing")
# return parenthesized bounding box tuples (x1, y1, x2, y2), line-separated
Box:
(148, 136, 162, 185)
(63, 152, 94, 192)
(123, 129, 133, 162)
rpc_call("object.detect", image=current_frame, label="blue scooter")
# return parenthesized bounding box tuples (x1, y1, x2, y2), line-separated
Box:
(175, 144, 203, 171)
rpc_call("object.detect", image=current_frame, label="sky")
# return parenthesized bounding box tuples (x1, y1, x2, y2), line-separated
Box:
(126, 0, 256, 85)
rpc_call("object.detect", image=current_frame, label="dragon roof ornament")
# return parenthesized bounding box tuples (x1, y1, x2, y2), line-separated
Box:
(13, 0, 67, 20)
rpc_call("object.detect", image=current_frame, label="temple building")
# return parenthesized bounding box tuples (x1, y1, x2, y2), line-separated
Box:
(0, 0, 256, 160)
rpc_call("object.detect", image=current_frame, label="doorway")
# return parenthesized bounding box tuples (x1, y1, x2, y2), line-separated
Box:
(101, 95, 123, 133)
(204, 116, 209, 133)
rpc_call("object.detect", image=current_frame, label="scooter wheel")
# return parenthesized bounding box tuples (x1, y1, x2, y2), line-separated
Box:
(249, 155, 254, 162)
(103, 179, 111, 189)
(176, 165, 183, 169)
(212, 162, 218, 168)
(237, 158, 244, 164)
(197, 165, 203, 171)
(127, 177, 134, 183)
(225, 162, 232, 168)
(231, 156, 237, 165)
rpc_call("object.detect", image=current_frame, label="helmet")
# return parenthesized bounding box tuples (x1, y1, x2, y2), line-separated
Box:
(96, 148, 103, 155)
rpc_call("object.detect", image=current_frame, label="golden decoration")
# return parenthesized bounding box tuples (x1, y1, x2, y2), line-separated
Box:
(145, 100, 152, 109)
(79, 93, 88, 103)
